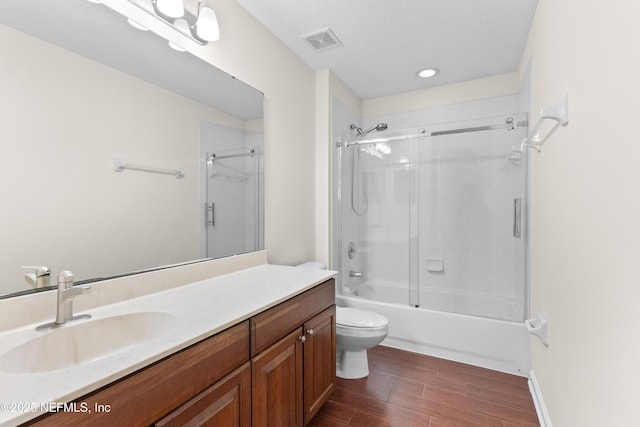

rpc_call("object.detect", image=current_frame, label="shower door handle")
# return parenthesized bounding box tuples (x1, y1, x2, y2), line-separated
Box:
(513, 198, 522, 238)
(205, 203, 215, 227)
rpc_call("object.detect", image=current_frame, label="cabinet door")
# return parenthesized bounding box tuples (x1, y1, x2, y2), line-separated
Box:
(303, 305, 336, 425)
(154, 362, 251, 427)
(252, 327, 304, 427)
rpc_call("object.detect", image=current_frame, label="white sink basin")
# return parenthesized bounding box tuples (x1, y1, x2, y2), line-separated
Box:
(0, 312, 177, 374)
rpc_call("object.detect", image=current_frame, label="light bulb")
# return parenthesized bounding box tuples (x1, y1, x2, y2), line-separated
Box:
(417, 68, 440, 78)
(196, 3, 220, 41)
(157, 0, 184, 18)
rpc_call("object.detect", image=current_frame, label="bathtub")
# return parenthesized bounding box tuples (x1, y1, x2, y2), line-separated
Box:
(336, 289, 531, 376)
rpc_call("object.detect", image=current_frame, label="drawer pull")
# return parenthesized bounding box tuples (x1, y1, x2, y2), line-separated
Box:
(299, 335, 306, 343)
(306, 329, 314, 335)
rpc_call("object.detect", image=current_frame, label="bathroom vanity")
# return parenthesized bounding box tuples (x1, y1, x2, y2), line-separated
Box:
(0, 253, 336, 426)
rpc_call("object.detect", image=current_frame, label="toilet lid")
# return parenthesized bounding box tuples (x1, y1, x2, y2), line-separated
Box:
(336, 307, 389, 328)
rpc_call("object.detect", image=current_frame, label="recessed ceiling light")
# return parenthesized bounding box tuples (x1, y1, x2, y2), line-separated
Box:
(417, 68, 440, 78)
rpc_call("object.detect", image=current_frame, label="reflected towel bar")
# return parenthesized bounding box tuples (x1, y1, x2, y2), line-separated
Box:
(113, 158, 185, 179)
(208, 148, 260, 162)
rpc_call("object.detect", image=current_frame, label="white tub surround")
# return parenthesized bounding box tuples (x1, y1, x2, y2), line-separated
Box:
(0, 253, 336, 426)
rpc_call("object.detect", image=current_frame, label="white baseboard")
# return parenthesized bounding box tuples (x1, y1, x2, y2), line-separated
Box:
(528, 370, 552, 427)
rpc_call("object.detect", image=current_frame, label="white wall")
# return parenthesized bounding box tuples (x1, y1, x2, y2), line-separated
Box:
(522, 0, 640, 425)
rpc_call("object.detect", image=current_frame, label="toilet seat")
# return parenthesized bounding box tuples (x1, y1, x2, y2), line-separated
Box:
(336, 307, 388, 332)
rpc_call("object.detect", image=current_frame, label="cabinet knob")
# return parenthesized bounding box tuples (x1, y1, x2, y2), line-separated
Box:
(306, 328, 314, 335)
(299, 335, 306, 343)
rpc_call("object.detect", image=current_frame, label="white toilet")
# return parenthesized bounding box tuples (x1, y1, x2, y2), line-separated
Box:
(295, 262, 389, 379)
(335, 306, 389, 379)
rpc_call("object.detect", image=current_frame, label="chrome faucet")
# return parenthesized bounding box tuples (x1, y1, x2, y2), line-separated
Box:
(36, 270, 91, 331)
(349, 270, 364, 278)
(55, 271, 91, 325)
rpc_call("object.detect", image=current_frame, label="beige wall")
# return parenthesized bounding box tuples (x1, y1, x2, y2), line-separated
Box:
(522, 0, 640, 424)
(362, 72, 520, 117)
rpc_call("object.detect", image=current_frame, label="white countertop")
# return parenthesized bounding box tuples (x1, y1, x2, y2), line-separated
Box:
(0, 263, 336, 426)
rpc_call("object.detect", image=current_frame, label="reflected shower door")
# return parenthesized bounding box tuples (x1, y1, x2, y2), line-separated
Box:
(205, 147, 263, 258)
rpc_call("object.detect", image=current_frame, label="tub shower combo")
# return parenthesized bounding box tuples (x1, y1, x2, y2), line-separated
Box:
(334, 115, 531, 374)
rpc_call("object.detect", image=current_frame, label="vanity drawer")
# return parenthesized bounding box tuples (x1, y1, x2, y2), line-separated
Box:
(250, 278, 335, 356)
(27, 321, 249, 427)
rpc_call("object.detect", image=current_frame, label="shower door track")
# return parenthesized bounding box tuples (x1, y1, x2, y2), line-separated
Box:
(430, 120, 524, 136)
(339, 117, 527, 148)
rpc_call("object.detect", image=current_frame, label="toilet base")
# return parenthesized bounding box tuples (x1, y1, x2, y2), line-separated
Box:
(336, 349, 370, 379)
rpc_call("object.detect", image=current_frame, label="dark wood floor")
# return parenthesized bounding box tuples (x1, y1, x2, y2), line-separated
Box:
(309, 345, 539, 427)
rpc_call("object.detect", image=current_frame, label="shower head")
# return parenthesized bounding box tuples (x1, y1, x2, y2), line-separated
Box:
(350, 123, 388, 137)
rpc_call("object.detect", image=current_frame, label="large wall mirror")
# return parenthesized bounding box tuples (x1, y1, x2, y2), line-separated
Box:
(0, 0, 264, 298)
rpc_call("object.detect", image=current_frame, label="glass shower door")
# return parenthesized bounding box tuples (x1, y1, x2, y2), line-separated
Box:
(418, 115, 528, 321)
(339, 136, 421, 306)
(205, 147, 263, 259)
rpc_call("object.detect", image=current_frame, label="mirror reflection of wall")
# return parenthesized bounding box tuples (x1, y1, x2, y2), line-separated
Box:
(0, 0, 264, 298)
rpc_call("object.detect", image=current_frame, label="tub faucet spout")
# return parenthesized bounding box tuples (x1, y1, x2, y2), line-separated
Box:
(349, 270, 364, 278)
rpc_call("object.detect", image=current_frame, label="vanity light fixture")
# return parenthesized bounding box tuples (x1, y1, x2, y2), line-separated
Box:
(417, 67, 440, 78)
(156, 0, 184, 19)
(127, 0, 220, 45)
(196, 0, 220, 42)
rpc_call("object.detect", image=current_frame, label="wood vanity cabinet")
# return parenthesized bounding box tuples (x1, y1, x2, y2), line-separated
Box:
(250, 279, 336, 426)
(154, 362, 251, 427)
(23, 278, 335, 427)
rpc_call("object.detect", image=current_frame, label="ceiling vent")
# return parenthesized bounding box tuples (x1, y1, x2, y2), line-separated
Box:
(302, 28, 343, 52)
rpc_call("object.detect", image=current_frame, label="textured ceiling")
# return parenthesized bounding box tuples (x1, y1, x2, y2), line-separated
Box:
(235, 0, 538, 99)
